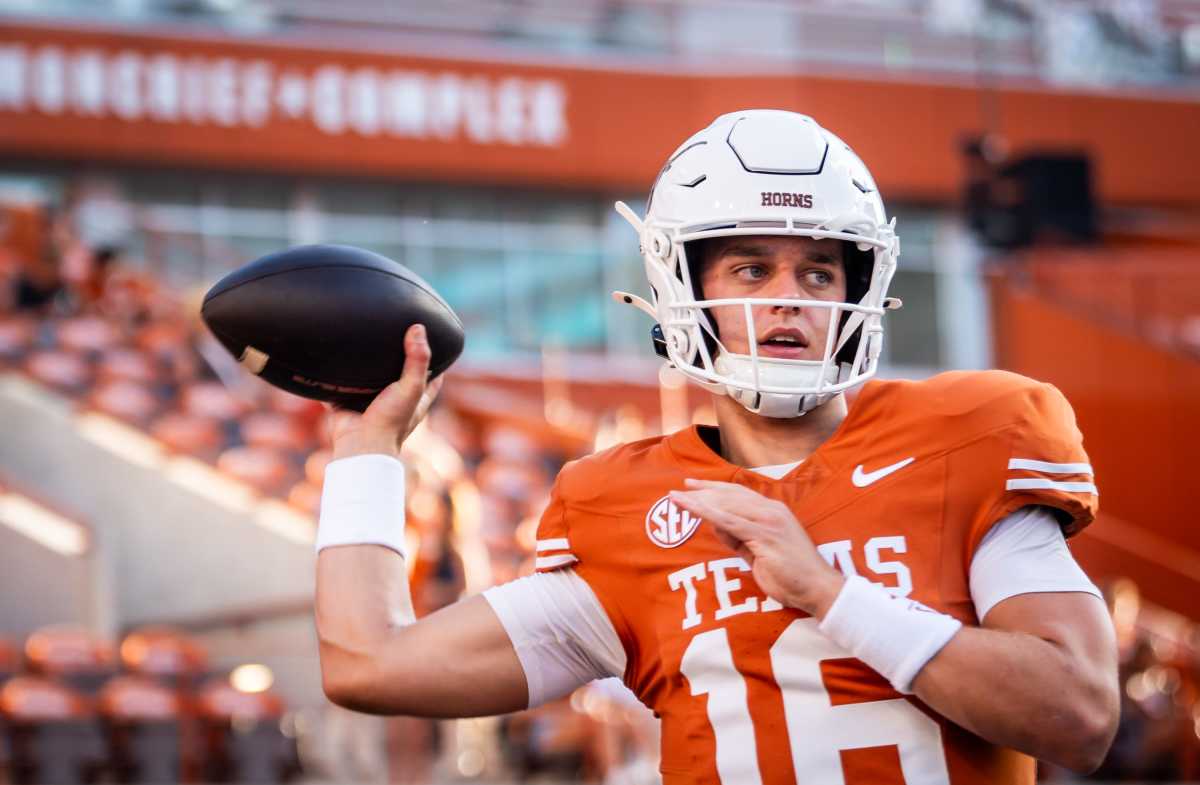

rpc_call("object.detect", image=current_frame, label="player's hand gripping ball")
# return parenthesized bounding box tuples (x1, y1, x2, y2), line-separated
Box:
(201, 244, 464, 412)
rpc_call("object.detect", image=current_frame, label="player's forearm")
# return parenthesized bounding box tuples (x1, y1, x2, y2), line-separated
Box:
(315, 545, 415, 705)
(911, 626, 1117, 772)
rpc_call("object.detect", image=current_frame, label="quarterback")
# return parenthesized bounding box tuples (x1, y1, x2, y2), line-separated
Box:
(315, 110, 1119, 783)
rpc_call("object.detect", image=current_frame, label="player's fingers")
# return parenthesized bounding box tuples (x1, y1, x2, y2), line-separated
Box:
(363, 325, 430, 427)
(398, 324, 432, 394)
(670, 491, 756, 538)
(686, 478, 795, 528)
(406, 375, 444, 435)
(404, 323, 432, 371)
(684, 478, 763, 501)
(420, 374, 445, 411)
(711, 525, 744, 555)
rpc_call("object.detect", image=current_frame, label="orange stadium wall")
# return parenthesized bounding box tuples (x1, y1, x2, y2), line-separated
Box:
(1, 20, 1200, 205)
(990, 276, 1200, 619)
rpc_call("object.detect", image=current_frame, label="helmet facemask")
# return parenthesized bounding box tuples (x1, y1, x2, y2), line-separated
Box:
(613, 110, 901, 419)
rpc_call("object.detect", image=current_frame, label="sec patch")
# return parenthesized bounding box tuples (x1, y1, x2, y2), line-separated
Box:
(646, 494, 702, 548)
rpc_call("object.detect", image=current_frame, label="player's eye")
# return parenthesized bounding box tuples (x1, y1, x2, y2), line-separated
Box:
(733, 264, 768, 281)
(805, 269, 834, 287)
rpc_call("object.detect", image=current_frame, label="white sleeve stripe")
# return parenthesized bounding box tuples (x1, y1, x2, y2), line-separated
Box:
(535, 554, 579, 569)
(1006, 478, 1098, 494)
(535, 538, 570, 552)
(1008, 458, 1093, 475)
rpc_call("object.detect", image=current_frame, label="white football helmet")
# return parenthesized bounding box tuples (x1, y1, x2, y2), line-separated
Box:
(615, 109, 901, 417)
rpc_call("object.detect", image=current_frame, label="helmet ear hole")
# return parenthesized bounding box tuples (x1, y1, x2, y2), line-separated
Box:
(649, 230, 672, 262)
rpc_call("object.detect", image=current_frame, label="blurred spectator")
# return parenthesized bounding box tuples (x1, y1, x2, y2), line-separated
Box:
(1, 202, 60, 313)
(9, 249, 61, 312)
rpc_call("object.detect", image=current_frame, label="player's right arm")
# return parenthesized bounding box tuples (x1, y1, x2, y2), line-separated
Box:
(317, 547, 529, 716)
(315, 324, 529, 717)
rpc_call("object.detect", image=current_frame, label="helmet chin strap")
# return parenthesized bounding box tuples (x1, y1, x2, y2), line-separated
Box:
(713, 352, 845, 417)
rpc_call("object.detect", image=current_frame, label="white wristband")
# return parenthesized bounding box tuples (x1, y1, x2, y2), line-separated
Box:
(818, 575, 962, 694)
(316, 454, 407, 558)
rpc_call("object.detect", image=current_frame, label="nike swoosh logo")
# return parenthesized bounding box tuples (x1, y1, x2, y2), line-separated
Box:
(852, 457, 915, 487)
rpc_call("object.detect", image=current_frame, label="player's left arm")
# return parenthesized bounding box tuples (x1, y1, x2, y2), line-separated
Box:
(904, 380, 1119, 771)
(671, 481, 1119, 774)
(909, 588, 1117, 773)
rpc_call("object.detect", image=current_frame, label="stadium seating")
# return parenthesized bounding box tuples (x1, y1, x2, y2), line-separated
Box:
(195, 679, 294, 783)
(98, 676, 183, 784)
(0, 317, 35, 364)
(0, 624, 294, 784)
(24, 626, 117, 696)
(23, 350, 92, 398)
(0, 675, 104, 785)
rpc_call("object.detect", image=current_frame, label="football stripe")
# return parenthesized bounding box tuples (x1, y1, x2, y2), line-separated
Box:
(1007, 458, 1093, 475)
(1006, 478, 1098, 494)
(535, 538, 570, 553)
(535, 554, 579, 570)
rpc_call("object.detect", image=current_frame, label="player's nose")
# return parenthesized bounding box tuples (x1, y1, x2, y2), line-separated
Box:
(763, 275, 805, 312)
(764, 260, 820, 312)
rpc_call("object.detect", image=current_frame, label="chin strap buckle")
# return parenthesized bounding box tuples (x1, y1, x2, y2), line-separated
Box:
(649, 324, 670, 359)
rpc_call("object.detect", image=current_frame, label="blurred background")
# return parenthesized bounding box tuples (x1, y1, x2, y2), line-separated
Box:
(0, 0, 1198, 782)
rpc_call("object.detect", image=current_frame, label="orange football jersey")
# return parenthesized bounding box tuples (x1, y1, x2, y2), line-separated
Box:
(534, 370, 1098, 785)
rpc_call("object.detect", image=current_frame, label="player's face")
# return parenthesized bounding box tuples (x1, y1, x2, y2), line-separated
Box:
(696, 235, 847, 361)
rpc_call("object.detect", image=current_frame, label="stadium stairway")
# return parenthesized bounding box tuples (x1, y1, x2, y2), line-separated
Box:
(0, 485, 94, 640)
(0, 372, 324, 706)
(988, 247, 1200, 621)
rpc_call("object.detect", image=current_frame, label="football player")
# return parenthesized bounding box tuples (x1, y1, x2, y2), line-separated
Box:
(315, 110, 1119, 784)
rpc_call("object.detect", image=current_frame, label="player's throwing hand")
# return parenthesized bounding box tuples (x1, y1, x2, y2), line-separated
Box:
(670, 479, 845, 618)
(329, 324, 444, 460)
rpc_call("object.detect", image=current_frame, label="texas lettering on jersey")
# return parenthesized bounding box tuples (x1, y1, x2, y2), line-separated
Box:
(534, 370, 1098, 785)
(668, 535, 912, 632)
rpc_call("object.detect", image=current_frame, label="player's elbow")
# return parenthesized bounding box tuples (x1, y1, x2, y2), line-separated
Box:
(1071, 710, 1118, 773)
(1047, 722, 1114, 774)
(317, 637, 392, 713)
(1044, 693, 1118, 773)
(320, 648, 375, 710)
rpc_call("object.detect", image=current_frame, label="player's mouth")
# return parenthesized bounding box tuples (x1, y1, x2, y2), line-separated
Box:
(756, 327, 811, 359)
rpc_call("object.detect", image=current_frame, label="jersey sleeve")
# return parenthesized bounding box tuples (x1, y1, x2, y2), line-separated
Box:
(968, 505, 1101, 620)
(482, 569, 626, 708)
(533, 473, 579, 573)
(970, 382, 1098, 555)
(529, 456, 641, 692)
